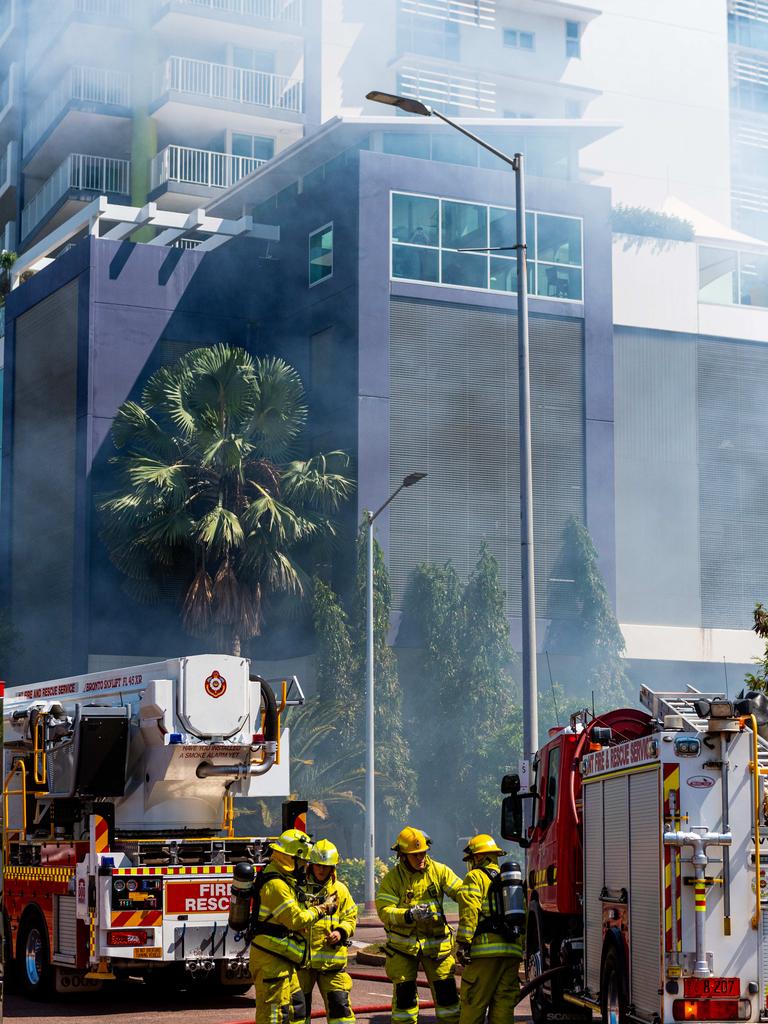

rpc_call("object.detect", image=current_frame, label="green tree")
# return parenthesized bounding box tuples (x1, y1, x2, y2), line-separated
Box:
(745, 602, 768, 691)
(312, 577, 359, 745)
(351, 524, 416, 826)
(97, 345, 354, 654)
(546, 515, 631, 710)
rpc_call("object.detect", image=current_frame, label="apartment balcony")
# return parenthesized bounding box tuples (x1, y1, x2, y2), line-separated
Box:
(0, 0, 23, 59)
(25, 0, 133, 89)
(23, 67, 132, 179)
(20, 153, 130, 247)
(0, 63, 21, 149)
(0, 140, 17, 226)
(151, 56, 305, 143)
(149, 144, 265, 211)
(154, 0, 304, 48)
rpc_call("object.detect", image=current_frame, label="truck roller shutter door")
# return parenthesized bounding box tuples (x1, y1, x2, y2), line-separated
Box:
(629, 769, 662, 1018)
(584, 779, 604, 995)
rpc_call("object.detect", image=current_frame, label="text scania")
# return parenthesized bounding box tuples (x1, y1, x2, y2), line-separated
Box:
(184, 883, 230, 913)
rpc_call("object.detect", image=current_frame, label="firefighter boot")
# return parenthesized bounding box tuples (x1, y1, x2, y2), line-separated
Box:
(458, 956, 520, 1024)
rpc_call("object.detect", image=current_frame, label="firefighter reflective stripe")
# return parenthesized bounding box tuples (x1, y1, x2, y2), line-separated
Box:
(376, 859, 462, 959)
(695, 880, 707, 913)
(251, 864, 319, 965)
(111, 911, 163, 926)
(302, 877, 358, 970)
(4, 865, 75, 883)
(456, 865, 522, 958)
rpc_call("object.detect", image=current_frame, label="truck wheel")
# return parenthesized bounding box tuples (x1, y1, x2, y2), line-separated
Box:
(526, 915, 554, 1024)
(17, 913, 53, 1000)
(601, 949, 627, 1024)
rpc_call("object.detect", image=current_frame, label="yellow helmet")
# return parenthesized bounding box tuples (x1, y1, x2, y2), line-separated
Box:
(308, 839, 339, 866)
(462, 834, 505, 862)
(271, 828, 313, 860)
(391, 826, 431, 855)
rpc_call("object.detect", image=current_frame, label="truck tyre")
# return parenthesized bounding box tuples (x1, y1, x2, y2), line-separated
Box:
(17, 911, 53, 1000)
(3, 911, 17, 993)
(600, 948, 628, 1024)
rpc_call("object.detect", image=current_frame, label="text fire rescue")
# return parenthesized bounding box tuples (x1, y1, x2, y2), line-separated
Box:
(581, 735, 656, 778)
(165, 881, 231, 914)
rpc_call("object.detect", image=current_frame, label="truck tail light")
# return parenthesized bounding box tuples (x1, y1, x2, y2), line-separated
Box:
(107, 930, 149, 947)
(673, 999, 751, 1021)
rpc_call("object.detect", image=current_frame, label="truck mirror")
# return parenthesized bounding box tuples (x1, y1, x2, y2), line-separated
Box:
(501, 773, 521, 795)
(501, 794, 524, 844)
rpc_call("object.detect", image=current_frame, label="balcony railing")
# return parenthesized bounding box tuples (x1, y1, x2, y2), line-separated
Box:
(168, 0, 303, 25)
(24, 66, 131, 156)
(151, 144, 265, 190)
(157, 56, 303, 113)
(21, 153, 129, 240)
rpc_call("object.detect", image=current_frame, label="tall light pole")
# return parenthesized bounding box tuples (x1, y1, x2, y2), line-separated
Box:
(366, 91, 539, 768)
(364, 471, 427, 911)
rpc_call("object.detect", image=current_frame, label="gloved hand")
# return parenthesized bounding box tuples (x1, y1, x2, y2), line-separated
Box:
(404, 903, 432, 923)
(316, 894, 338, 918)
(456, 943, 472, 966)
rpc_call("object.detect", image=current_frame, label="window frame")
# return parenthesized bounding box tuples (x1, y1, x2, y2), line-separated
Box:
(503, 26, 536, 50)
(390, 190, 584, 302)
(565, 20, 581, 58)
(698, 243, 768, 310)
(308, 221, 334, 288)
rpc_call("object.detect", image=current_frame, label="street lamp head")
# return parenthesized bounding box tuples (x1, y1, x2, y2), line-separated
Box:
(402, 472, 427, 488)
(366, 91, 432, 117)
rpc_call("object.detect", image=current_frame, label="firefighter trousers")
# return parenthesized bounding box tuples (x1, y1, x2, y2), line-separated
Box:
(250, 946, 306, 1024)
(384, 950, 459, 1024)
(298, 966, 354, 1024)
(458, 955, 521, 1024)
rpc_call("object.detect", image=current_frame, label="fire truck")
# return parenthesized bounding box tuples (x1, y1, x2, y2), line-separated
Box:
(1, 654, 302, 998)
(501, 686, 768, 1024)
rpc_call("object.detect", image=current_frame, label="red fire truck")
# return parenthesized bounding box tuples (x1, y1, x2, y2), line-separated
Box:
(1, 655, 302, 997)
(502, 686, 768, 1024)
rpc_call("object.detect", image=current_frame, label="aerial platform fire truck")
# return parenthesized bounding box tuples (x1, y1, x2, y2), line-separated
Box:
(1, 654, 302, 997)
(501, 686, 768, 1024)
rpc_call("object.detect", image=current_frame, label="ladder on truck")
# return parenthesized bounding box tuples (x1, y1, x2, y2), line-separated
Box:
(639, 684, 768, 773)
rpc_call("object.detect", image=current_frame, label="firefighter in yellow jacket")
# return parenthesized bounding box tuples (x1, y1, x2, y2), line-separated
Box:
(456, 834, 523, 1024)
(376, 827, 462, 1024)
(297, 839, 357, 1024)
(250, 829, 338, 1024)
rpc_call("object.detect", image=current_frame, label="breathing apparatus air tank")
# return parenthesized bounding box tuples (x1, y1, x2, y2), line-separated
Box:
(228, 861, 256, 932)
(490, 861, 526, 935)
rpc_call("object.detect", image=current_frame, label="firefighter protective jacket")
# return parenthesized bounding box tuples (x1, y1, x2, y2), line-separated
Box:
(376, 857, 462, 959)
(456, 861, 524, 958)
(300, 872, 358, 971)
(251, 861, 325, 965)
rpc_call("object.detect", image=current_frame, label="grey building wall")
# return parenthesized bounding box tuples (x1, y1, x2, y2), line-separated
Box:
(615, 326, 768, 630)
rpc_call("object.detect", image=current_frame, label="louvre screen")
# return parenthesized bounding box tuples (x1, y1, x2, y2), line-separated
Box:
(698, 339, 768, 627)
(389, 296, 585, 615)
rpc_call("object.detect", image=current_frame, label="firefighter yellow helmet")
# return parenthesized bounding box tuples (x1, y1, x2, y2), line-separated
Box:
(308, 839, 339, 866)
(462, 834, 505, 862)
(391, 826, 432, 855)
(270, 828, 313, 860)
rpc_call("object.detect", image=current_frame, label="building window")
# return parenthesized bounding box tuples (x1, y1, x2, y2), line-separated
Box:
(309, 223, 333, 286)
(391, 191, 583, 300)
(231, 133, 275, 162)
(398, 12, 460, 61)
(565, 100, 581, 119)
(565, 21, 581, 58)
(698, 245, 768, 308)
(504, 28, 535, 50)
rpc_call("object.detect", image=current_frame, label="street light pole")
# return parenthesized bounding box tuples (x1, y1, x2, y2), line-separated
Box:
(364, 472, 427, 912)
(365, 90, 539, 765)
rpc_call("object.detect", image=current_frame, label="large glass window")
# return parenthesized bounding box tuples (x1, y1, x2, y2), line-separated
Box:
(698, 246, 768, 309)
(231, 133, 274, 162)
(309, 223, 333, 286)
(565, 20, 581, 58)
(391, 192, 583, 300)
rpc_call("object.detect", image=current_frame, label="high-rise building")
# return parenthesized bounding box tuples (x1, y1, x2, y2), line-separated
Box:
(728, 0, 768, 239)
(0, 0, 319, 253)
